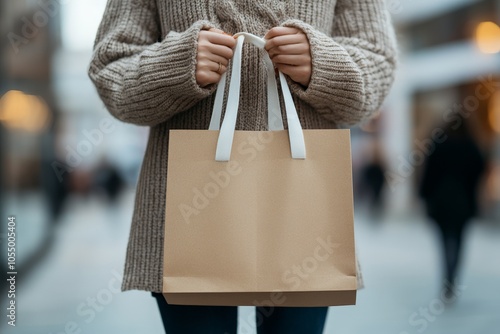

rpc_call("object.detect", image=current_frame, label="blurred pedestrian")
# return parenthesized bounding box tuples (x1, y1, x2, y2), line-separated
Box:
(360, 138, 387, 219)
(89, 0, 397, 332)
(419, 115, 486, 298)
(93, 161, 125, 203)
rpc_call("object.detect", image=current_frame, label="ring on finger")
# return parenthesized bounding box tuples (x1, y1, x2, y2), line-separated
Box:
(217, 62, 223, 74)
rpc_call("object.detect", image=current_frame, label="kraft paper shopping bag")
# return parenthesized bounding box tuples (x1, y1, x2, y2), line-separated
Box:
(163, 33, 357, 307)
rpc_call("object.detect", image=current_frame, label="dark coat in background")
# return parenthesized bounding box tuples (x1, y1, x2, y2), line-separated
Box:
(419, 124, 486, 228)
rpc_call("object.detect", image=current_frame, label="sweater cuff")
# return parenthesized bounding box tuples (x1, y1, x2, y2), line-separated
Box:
(117, 19, 218, 126)
(281, 19, 366, 123)
(152, 20, 218, 104)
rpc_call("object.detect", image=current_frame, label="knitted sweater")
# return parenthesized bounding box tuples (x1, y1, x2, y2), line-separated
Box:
(89, 0, 397, 292)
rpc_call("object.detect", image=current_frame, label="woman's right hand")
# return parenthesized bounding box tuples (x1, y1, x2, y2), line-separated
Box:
(196, 28, 236, 87)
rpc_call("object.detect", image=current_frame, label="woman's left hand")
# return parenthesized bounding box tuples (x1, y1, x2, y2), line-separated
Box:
(264, 27, 312, 87)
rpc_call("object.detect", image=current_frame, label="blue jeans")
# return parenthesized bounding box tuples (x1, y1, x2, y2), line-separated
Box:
(152, 293, 328, 334)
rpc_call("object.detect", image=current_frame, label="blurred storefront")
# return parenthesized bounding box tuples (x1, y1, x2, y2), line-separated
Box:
(0, 0, 147, 201)
(0, 0, 148, 267)
(380, 0, 500, 219)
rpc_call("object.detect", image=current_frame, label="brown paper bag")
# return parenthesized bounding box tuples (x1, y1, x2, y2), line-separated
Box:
(163, 33, 357, 307)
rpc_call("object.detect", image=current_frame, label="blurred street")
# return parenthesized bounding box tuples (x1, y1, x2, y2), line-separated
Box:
(1, 189, 499, 334)
(1, 0, 500, 333)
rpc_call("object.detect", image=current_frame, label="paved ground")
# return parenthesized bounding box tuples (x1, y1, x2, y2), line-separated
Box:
(2, 190, 499, 334)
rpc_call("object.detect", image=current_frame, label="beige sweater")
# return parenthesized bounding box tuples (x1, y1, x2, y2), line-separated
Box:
(89, 0, 397, 292)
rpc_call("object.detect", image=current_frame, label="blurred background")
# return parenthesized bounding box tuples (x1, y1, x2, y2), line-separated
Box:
(1, 0, 499, 333)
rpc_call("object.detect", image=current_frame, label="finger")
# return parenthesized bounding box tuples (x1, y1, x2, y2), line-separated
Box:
(275, 64, 311, 85)
(197, 70, 222, 87)
(199, 30, 236, 49)
(205, 43, 234, 60)
(208, 28, 225, 34)
(265, 27, 301, 40)
(209, 60, 227, 74)
(198, 38, 234, 60)
(206, 53, 230, 67)
(265, 34, 307, 51)
(205, 31, 237, 48)
(271, 54, 310, 66)
(274, 65, 297, 85)
(267, 43, 310, 58)
(275, 63, 298, 74)
(197, 58, 227, 75)
(209, 28, 234, 39)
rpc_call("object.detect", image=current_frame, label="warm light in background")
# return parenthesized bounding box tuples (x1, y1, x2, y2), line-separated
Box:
(489, 90, 500, 134)
(475, 21, 500, 54)
(0, 90, 51, 133)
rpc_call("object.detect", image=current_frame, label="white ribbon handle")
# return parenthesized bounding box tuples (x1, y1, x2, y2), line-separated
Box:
(209, 34, 283, 131)
(213, 33, 306, 162)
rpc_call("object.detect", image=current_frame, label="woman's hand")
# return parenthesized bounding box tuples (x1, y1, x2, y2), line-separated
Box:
(265, 27, 312, 87)
(196, 28, 236, 87)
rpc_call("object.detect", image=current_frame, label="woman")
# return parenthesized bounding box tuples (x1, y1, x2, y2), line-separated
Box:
(89, 0, 397, 332)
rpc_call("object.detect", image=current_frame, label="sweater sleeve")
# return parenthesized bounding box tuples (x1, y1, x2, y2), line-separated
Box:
(282, 0, 397, 125)
(88, 0, 216, 127)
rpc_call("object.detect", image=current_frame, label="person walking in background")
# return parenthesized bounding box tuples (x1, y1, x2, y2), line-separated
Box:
(359, 138, 387, 219)
(89, 0, 397, 332)
(419, 115, 486, 299)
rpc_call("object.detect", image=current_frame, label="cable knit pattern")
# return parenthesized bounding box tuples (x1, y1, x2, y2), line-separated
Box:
(89, 0, 397, 292)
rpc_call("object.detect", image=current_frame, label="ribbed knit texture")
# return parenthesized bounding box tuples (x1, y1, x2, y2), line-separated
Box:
(89, 0, 397, 292)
